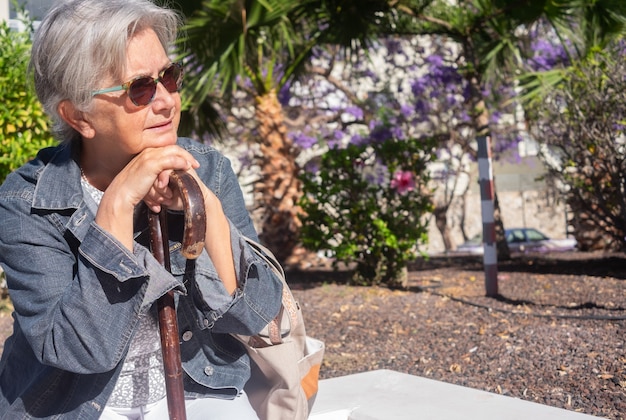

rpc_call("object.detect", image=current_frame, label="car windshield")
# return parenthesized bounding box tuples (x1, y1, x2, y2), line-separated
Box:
(464, 228, 550, 245)
(506, 230, 526, 243)
(525, 228, 548, 241)
(505, 228, 549, 243)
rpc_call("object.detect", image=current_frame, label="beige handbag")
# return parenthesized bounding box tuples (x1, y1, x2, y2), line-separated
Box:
(235, 238, 325, 420)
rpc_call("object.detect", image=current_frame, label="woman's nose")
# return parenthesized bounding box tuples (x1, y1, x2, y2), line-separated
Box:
(152, 81, 178, 109)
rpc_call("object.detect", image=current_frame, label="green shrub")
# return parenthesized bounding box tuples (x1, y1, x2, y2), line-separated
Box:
(299, 127, 435, 288)
(0, 19, 56, 184)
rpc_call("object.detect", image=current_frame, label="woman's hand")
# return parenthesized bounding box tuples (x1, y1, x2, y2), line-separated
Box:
(93, 145, 199, 251)
(129, 146, 201, 213)
(94, 149, 237, 295)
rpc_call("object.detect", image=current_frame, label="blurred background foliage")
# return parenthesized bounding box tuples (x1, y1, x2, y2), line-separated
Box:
(0, 5, 56, 184)
(4, 0, 626, 287)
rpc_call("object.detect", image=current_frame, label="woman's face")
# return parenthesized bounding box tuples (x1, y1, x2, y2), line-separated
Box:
(86, 28, 181, 158)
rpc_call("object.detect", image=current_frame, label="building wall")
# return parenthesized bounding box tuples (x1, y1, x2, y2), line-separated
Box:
(0, 0, 8, 22)
(9, 0, 53, 20)
(425, 156, 570, 254)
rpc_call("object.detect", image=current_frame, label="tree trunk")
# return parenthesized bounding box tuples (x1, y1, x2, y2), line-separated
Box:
(254, 89, 302, 262)
(458, 176, 471, 242)
(433, 205, 455, 251)
(493, 192, 510, 260)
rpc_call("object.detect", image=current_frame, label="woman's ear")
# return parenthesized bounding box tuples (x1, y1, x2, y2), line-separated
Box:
(57, 100, 95, 139)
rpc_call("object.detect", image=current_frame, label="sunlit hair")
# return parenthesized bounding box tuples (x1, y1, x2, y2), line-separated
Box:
(29, 0, 181, 143)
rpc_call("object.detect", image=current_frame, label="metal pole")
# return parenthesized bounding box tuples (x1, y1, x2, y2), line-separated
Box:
(477, 135, 498, 297)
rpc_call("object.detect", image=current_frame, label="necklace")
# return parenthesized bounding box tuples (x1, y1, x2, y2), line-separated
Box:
(80, 166, 105, 198)
(80, 166, 89, 183)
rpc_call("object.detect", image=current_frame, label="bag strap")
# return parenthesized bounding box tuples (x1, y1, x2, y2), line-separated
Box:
(244, 237, 298, 345)
(244, 237, 285, 280)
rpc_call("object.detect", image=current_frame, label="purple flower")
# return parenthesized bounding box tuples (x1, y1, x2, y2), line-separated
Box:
(278, 82, 292, 106)
(613, 122, 626, 131)
(414, 99, 430, 116)
(529, 38, 570, 71)
(327, 136, 341, 149)
(364, 161, 388, 186)
(390, 171, 416, 195)
(369, 125, 393, 143)
(445, 94, 458, 106)
(363, 69, 378, 82)
(350, 134, 367, 146)
(386, 39, 404, 55)
(391, 126, 404, 139)
(411, 78, 428, 96)
(344, 106, 364, 120)
(490, 111, 502, 124)
(426, 54, 443, 67)
(290, 132, 317, 149)
(400, 104, 413, 118)
(303, 160, 320, 174)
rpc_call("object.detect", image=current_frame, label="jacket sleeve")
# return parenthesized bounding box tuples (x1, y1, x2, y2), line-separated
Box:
(183, 143, 284, 336)
(0, 190, 182, 374)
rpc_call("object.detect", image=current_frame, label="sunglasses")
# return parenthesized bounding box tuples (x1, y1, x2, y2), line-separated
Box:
(91, 62, 183, 106)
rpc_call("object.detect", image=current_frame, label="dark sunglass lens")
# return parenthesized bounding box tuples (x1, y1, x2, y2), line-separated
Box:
(128, 77, 156, 106)
(161, 64, 182, 93)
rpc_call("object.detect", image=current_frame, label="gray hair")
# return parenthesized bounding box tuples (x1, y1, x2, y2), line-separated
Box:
(30, 0, 181, 143)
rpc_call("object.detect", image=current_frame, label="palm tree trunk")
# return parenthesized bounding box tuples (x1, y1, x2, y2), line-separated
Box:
(254, 89, 302, 262)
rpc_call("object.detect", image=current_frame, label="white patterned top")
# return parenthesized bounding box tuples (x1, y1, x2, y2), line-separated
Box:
(81, 175, 167, 408)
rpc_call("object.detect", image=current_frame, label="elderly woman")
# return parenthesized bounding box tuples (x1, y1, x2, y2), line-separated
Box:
(0, 0, 283, 418)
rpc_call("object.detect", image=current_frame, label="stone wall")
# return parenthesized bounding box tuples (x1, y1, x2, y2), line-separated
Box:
(425, 188, 569, 254)
(425, 156, 572, 254)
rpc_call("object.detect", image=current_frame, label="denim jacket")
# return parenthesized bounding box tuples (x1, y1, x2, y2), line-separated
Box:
(0, 137, 283, 419)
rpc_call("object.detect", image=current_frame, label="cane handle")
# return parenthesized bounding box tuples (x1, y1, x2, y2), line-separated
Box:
(168, 171, 206, 260)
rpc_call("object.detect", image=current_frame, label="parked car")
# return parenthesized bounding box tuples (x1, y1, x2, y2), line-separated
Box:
(455, 227, 577, 255)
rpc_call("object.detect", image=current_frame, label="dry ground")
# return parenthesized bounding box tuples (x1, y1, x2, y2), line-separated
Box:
(0, 251, 624, 419)
(289, 252, 625, 420)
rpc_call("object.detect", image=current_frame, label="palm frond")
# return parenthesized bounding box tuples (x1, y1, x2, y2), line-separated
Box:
(516, 67, 567, 105)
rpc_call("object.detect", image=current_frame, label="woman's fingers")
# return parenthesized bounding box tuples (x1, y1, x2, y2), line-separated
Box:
(131, 147, 201, 212)
(113, 146, 196, 203)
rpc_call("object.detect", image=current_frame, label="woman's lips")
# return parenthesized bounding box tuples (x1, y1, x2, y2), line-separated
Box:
(148, 120, 172, 130)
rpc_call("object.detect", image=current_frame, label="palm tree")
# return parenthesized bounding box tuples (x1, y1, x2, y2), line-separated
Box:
(174, 0, 403, 262)
(175, 0, 314, 261)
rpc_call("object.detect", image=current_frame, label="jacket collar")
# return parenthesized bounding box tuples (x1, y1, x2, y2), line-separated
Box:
(32, 142, 85, 211)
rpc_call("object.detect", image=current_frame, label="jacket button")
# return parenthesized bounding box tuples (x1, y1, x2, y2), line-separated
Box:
(204, 366, 214, 376)
(182, 331, 193, 341)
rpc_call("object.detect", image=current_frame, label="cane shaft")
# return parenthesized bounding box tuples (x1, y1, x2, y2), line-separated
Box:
(150, 210, 186, 420)
(148, 171, 206, 420)
(158, 289, 186, 420)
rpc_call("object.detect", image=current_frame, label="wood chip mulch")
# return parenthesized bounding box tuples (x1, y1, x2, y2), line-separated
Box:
(289, 252, 626, 420)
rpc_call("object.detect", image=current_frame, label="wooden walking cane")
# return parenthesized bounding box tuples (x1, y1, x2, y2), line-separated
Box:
(149, 170, 207, 420)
